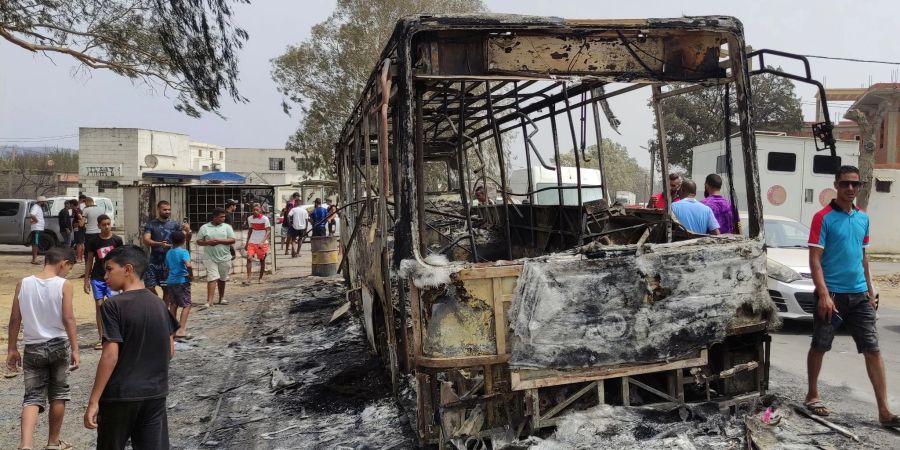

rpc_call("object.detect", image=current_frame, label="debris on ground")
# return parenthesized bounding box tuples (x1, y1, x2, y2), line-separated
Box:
(164, 278, 416, 449)
(500, 395, 884, 449)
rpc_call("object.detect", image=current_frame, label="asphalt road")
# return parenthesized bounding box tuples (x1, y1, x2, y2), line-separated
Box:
(769, 261, 900, 415)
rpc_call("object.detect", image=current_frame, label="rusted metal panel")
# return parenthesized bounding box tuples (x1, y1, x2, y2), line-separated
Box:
(484, 32, 724, 79)
(422, 278, 497, 357)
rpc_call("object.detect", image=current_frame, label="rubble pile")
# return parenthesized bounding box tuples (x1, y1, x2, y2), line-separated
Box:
(504, 396, 869, 449)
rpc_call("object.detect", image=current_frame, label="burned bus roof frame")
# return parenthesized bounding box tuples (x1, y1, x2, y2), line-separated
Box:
(378, 15, 764, 267)
(335, 14, 769, 275)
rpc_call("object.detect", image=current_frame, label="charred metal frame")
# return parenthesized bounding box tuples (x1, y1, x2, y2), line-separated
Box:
(332, 15, 819, 446)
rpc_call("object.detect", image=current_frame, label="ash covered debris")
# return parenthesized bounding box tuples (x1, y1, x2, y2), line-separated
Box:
(503, 396, 870, 449)
(166, 279, 416, 449)
(508, 237, 774, 369)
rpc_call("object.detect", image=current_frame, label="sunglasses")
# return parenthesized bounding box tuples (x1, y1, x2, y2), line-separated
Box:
(836, 180, 865, 189)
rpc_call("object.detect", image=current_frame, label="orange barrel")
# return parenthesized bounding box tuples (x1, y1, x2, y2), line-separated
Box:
(311, 236, 339, 276)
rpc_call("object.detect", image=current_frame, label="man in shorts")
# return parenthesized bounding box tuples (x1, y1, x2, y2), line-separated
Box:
(7, 247, 79, 450)
(283, 192, 301, 255)
(287, 200, 309, 257)
(81, 197, 104, 244)
(805, 165, 898, 427)
(244, 203, 271, 285)
(29, 196, 47, 265)
(83, 215, 123, 350)
(143, 200, 191, 297)
(196, 208, 235, 309)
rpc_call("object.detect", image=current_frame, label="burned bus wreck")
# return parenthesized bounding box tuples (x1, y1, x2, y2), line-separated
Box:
(335, 15, 831, 447)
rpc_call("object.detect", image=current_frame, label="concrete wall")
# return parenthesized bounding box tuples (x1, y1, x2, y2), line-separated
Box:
(867, 168, 900, 253)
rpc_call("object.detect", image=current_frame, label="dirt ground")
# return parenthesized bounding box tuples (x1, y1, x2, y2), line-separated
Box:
(0, 245, 97, 339)
(1, 245, 418, 449)
(0, 242, 306, 345)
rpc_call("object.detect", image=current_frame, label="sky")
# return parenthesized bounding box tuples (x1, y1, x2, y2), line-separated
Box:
(1, 0, 898, 169)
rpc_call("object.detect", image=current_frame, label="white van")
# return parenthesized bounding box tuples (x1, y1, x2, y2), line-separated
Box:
(45, 196, 116, 227)
(508, 166, 603, 205)
(691, 133, 858, 226)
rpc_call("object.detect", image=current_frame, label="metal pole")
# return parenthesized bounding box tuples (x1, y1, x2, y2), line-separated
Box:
(590, 87, 611, 202)
(485, 81, 513, 260)
(562, 83, 583, 211)
(651, 85, 673, 243)
(456, 81, 479, 261)
(723, 84, 740, 234)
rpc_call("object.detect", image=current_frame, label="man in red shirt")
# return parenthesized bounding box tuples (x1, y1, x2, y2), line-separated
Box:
(647, 173, 683, 208)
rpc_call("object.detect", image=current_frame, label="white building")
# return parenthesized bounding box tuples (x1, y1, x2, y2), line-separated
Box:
(190, 141, 227, 172)
(78, 127, 225, 222)
(225, 147, 310, 185)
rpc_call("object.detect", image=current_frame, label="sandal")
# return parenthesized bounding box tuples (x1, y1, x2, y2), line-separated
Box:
(93, 342, 103, 350)
(44, 439, 73, 450)
(804, 400, 830, 417)
(880, 414, 900, 428)
(217, 300, 229, 305)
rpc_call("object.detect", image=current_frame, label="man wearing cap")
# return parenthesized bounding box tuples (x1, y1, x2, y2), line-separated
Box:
(29, 196, 48, 264)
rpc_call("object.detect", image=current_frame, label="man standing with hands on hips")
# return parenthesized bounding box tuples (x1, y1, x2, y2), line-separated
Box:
(804, 165, 899, 427)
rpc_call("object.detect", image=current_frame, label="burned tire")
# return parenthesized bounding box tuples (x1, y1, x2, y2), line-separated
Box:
(371, 297, 400, 392)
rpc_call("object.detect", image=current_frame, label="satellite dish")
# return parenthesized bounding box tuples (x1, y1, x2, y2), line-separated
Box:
(144, 155, 158, 168)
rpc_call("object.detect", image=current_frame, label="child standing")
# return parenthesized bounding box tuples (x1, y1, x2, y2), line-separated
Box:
(83, 245, 179, 449)
(83, 214, 123, 350)
(6, 247, 79, 450)
(164, 231, 193, 340)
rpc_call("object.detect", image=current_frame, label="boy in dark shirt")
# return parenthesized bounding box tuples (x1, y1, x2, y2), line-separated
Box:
(83, 245, 178, 450)
(83, 215, 123, 350)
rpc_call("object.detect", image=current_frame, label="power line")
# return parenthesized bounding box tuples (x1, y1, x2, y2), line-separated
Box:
(802, 54, 900, 65)
(0, 134, 78, 142)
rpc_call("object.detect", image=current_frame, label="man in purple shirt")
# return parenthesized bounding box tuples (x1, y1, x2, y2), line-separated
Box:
(701, 174, 739, 234)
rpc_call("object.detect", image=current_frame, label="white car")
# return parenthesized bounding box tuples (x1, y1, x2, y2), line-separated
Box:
(741, 214, 816, 321)
(46, 196, 116, 227)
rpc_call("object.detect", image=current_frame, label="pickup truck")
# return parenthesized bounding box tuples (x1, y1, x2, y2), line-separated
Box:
(0, 199, 64, 251)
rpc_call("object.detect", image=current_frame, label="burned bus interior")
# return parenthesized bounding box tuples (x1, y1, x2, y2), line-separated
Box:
(336, 15, 838, 446)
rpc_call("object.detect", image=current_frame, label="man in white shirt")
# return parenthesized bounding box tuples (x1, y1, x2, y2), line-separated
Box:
(244, 204, 271, 285)
(29, 196, 47, 265)
(82, 197, 105, 245)
(288, 204, 309, 258)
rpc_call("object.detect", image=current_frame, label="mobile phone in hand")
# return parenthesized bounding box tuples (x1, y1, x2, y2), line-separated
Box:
(830, 312, 843, 329)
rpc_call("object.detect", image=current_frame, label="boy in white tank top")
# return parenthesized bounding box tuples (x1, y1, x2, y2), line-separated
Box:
(6, 247, 79, 450)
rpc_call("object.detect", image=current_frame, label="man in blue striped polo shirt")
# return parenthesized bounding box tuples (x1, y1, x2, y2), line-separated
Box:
(805, 165, 897, 427)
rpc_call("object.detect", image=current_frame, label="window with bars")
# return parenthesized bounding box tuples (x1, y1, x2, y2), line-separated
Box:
(269, 158, 285, 171)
